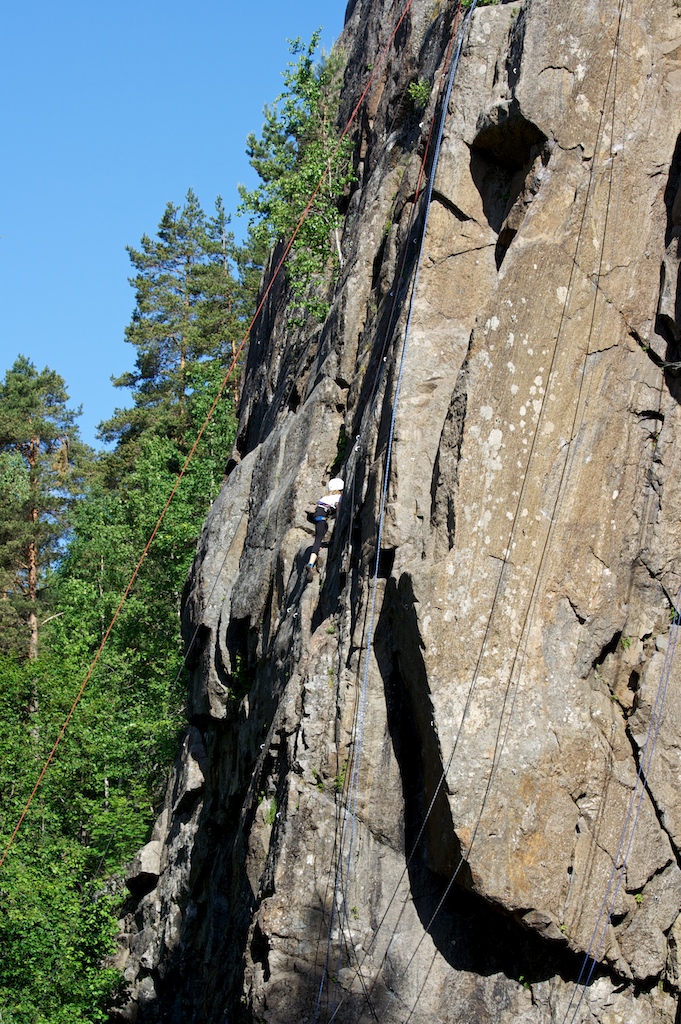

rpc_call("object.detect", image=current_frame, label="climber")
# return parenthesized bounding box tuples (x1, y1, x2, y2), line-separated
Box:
(306, 478, 344, 574)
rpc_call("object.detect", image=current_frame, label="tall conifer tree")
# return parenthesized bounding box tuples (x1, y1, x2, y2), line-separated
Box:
(99, 189, 241, 465)
(0, 356, 90, 659)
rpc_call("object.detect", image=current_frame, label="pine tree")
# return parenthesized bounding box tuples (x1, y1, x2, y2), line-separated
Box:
(0, 205, 244, 1019)
(98, 189, 242, 468)
(234, 224, 271, 327)
(0, 356, 91, 660)
(195, 198, 244, 380)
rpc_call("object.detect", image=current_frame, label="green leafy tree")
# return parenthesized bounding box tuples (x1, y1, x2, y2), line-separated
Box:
(48, 361, 237, 849)
(238, 32, 355, 323)
(0, 356, 92, 660)
(0, 651, 124, 1024)
(0, 420, 240, 1021)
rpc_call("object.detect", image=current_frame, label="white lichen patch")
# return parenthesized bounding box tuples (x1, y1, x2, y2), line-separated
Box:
(473, 509, 493, 534)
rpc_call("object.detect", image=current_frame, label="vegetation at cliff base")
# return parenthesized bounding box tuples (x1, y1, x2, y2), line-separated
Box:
(0, 190, 241, 1023)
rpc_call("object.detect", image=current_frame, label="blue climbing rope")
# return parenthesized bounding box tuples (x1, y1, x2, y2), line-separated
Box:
(315, 6, 479, 1022)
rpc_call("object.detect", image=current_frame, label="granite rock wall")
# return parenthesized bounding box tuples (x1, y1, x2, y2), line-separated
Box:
(116, 1, 681, 1021)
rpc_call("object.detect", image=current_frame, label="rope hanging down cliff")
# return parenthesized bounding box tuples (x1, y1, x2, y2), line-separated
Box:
(556, 12, 679, 1024)
(312, 5, 477, 1022)
(310, 52, 462, 1020)
(384, 6, 640, 995)
(322, 0, 658, 1017)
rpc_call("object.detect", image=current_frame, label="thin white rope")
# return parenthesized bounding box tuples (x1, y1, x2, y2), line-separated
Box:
(563, 590, 681, 1024)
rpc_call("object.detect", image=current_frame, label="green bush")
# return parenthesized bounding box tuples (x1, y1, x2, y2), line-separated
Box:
(407, 78, 430, 109)
(239, 33, 356, 325)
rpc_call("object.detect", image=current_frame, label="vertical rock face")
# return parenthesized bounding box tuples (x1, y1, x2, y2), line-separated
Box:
(117, 1, 681, 1021)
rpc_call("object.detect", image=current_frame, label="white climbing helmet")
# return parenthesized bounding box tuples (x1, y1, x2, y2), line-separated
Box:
(328, 478, 345, 492)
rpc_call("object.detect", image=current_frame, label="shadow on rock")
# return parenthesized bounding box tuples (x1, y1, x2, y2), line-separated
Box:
(375, 573, 586, 991)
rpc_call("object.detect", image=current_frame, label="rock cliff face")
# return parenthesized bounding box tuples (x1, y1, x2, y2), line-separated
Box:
(117, 0, 681, 1020)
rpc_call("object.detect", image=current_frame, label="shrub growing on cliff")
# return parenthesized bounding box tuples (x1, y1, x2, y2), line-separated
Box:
(238, 32, 355, 325)
(407, 77, 430, 109)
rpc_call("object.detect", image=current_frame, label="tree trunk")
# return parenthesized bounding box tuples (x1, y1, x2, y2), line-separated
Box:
(28, 605, 38, 661)
(27, 435, 39, 660)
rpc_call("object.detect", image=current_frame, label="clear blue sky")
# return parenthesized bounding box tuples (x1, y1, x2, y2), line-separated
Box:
(1, 0, 345, 447)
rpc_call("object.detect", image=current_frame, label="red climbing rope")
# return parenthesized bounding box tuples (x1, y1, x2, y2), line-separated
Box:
(0, 0, 417, 873)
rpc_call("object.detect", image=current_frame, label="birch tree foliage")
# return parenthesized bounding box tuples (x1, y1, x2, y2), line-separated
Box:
(238, 32, 355, 324)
